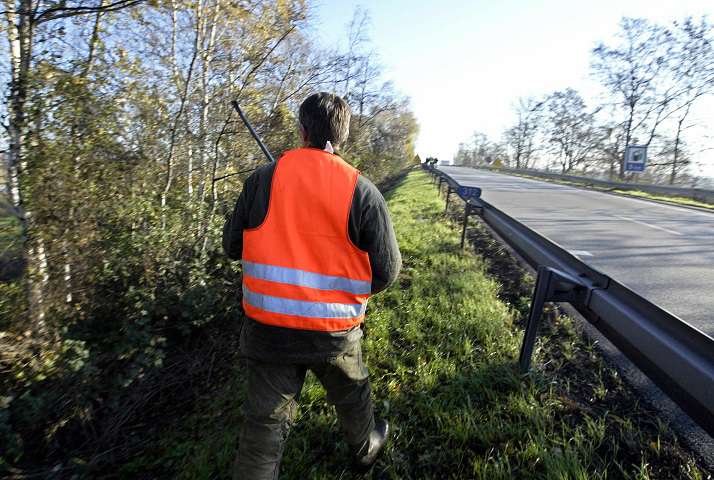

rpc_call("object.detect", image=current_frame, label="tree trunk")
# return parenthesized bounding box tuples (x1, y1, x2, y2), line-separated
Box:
(162, 15, 199, 227)
(621, 107, 634, 179)
(671, 129, 681, 185)
(197, 0, 220, 207)
(670, 103, 691, 185)
(187, 143, 194, 197)
(200, 154, 221, 256)
(80, 0, 107, 78)
(4, 0, 31, 218)
(4, 0, 49, 324)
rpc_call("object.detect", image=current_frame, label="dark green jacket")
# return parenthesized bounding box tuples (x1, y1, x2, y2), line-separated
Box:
(223, 159, 401, 363)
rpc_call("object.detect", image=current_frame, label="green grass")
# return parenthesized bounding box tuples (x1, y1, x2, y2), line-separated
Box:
(129, 171, 708, 479)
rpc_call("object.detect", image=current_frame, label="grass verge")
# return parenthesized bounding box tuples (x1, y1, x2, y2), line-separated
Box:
(128, 170, 710, 479)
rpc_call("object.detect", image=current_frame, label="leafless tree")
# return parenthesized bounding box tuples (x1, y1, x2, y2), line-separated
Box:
(545, 88, 602, 173)
(662, 17, 714, 184)
(591, 18, 674, 179)
(504, 97, 545, 169)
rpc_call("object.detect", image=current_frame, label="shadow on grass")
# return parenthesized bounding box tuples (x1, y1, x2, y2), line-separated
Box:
(1, 272, 245, 479)
(278, 359, 525, 480)
(380, 167, 422, 202)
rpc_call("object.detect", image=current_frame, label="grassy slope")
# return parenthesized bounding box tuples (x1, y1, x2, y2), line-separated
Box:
(130, 171, 708, 479)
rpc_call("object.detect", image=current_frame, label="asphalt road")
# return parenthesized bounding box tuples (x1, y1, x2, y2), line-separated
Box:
(439, 166, 714, 337)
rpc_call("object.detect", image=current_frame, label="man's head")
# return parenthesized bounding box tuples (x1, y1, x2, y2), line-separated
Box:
(298, 92, 351, 150)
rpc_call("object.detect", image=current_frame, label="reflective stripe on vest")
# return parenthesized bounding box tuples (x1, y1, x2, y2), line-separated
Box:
(243, 261, 371, 295)
(243, 284, 366, 319)
(241, 148, 372, 332)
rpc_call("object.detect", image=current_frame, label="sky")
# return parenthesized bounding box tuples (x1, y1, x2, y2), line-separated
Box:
(311, 0, 714, 177)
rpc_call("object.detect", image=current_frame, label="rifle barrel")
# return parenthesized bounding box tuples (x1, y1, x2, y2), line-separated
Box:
(231, 100, 275, 163)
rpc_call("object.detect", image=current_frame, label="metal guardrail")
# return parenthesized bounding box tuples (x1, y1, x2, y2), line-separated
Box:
(422, 163, 714, 437)
(457, 165, 714, 205)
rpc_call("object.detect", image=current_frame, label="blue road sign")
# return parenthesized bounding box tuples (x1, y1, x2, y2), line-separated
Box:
(458, 186, 482, 199)
(625, 145, 647, 172)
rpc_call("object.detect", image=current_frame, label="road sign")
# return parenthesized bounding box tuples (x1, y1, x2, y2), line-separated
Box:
(625, 145, 647, 172)
(457, 186, 482, 199)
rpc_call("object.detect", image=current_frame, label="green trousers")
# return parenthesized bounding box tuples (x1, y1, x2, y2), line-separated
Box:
(233, 342, 375, 479)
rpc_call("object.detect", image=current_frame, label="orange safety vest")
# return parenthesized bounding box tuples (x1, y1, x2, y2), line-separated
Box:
(241, 147, 372, 332)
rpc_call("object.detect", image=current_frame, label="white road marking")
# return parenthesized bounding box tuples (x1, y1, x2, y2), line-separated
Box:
(575, 188, 714, 218)
(466, 168, 714, 218)
(569, 250, 593, 257)
(612, 214, 683, 236)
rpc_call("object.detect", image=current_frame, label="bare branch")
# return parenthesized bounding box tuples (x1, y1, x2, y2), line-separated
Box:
(33, 0, 146, 24)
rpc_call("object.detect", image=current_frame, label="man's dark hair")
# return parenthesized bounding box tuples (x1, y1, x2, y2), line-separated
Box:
(299, 92, 351, 149)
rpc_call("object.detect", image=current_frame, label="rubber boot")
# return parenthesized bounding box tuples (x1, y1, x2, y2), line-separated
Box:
(352, 418, 390, 472)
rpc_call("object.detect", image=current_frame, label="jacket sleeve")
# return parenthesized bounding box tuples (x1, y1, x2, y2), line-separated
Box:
(223, 163, 275, 260)
(354, 177, 402, 294)
(222, 176, 252, 260)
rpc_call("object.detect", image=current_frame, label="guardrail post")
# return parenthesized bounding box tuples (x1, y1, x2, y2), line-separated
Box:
(460, 204, 472, 248)
(460, 202, 483, 248)
(519, 266, 588, 372)
(519, 267, 554, 372)
(445, 186, 453, 213)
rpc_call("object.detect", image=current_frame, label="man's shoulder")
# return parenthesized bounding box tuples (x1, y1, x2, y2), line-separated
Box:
(254, 161, 277, 176)
(355, 174, 384, 204)
(246, 161, 277, 187)
(277, 148, 304, 159)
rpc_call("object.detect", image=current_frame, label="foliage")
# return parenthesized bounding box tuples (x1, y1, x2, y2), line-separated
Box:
(0, 197, 23, 282)
(0, 2, 418, 475)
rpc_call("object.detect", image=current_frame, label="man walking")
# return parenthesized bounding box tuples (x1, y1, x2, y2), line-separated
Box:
(223, 92, 401, 479)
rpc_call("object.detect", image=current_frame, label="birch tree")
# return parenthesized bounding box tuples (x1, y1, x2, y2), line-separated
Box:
(2, 0, 144, 324)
